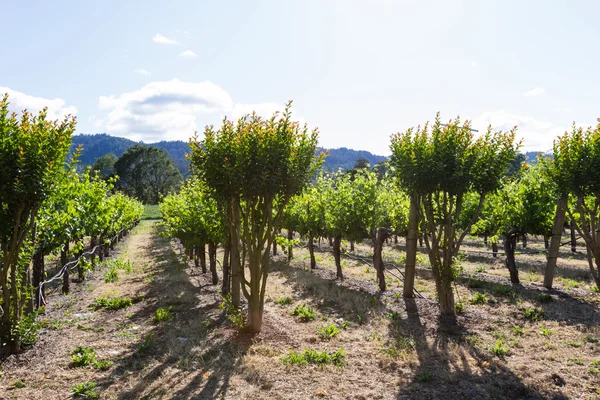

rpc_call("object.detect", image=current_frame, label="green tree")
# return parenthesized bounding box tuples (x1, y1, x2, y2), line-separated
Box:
(321, 169, 380, 279)
(0, 94, 76, 352)
(473, 163, 555, 284)
(546, 123, 600, 288)
(391, 114, 518, 314)
(283, 185, 326, 269)
(91, 153, 117, 179)
(189, 103, 323, 333)
(114, 145, 182, 204)
(160, 178, 224, 284)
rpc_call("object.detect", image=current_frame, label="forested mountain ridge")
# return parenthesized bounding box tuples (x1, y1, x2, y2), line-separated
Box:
(71, 133, 389, 175)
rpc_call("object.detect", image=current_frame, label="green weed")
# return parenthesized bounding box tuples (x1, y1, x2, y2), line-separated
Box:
(522, 307, 544, 321)
(416, 371, 433, 382)
(469, 292, 487, 305)
(90, 294, 132, 311)
(489, 339, 508, 357)
(154, 307, 174, 323)
(71, 345, 96, 367)
(291, 305, 317, 322)
(71, 381, 99, 399)
(218, 294, 245, 329)
(282, 348, 345, 367)
(539, 326, 551, 336)
(275, 297, 292, 306)
(511, 326, 525, 336)
(104, 268, 119, 283)
(317, 324, 341, 340)
(536, 293, 553, 303)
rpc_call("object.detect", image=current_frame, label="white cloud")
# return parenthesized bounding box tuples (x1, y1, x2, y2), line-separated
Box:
(0, 86, 77, 120)
(134, 68, 152, 76)
(97, 80, 302, 142)
(98, 79, 234, 141)
(471, 60, 477, 67)
(152, 34, 179, 45)
(179, 50, 197, 58)
(472, 111, 591, 152)
(523, 87, 545, 97)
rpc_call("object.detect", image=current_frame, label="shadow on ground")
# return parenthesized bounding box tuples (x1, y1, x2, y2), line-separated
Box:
(99, 225, 252, 400)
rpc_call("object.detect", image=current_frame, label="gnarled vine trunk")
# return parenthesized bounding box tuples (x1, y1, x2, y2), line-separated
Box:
(403, 193, 418, 297)
(61, 241, 70, 294)
(504, 231, 520, 284)
(208, 242, 218, 284)
(333, 235, 343, 279)
(222, 245, 230, 295)
(374, 227, 392, 291)
(308, 234, 316, 269)
(199, 243, 207, 274)
(32, 248, 45, 308)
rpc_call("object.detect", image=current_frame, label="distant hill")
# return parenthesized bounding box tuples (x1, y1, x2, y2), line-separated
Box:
(524, 151, 552, 164)
(71, 133, 389, 176)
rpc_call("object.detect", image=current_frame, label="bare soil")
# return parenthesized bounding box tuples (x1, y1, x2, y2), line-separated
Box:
(2, 222, 599, 399)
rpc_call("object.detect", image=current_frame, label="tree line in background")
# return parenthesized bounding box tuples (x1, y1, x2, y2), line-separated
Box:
(0, 94, 143, 354)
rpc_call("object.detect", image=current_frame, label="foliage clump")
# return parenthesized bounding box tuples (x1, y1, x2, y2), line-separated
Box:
(291, 305, 317, 322)
(282, 348, 345, 367)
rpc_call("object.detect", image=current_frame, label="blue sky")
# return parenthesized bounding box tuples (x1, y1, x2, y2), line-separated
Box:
(2, 0, 599, 155)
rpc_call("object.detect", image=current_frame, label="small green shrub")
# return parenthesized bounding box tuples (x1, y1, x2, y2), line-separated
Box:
(282, 348, 345, 367)
(475, 266, 486, 273)
(565, 340, 581, 348)
(104, 268, 119, 283)
(291, 305, 316, 322)
(455, 301, 466, 313)
(522, 307, 544, 321)
(490, 339, 508, 357)
(584, 336, 600, 344)
(317, 324, 341, 340)
(93, 359, 113, 371)
(539, 326, 551, 336)
(591, 359, 600, 366)
(112, 259, 134, 273)
(469, 292, 487, 305)
(592, 285, 599, 293)
(72, 345, 96, 367)
(154, 307, 174, 323)
(567, 358, 584, 366)
(9, 379, 25, 389)
(490, 284, 513, 296)
(90, 295, 132, 311)
(218, 294, 245, 329)
(589, 367, 600, 375)
(71, 381, 99, 399)
(416, 371, 433, 382)
(138, 333, 155, 354)
(511, 326, 524, 336)
(275, 297, 292, 306)
(536, 293, 553, 303)
(14, 310, 42, 347)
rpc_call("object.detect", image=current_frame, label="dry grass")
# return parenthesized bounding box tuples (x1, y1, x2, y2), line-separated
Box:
(2, 226, 599, 399)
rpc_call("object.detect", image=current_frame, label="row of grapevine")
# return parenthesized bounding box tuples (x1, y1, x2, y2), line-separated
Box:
(161, 107, 600, 329)
(0, 94, 143, 354)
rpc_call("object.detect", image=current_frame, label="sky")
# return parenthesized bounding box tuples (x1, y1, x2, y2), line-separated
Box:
(1, 0, 599, 155)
